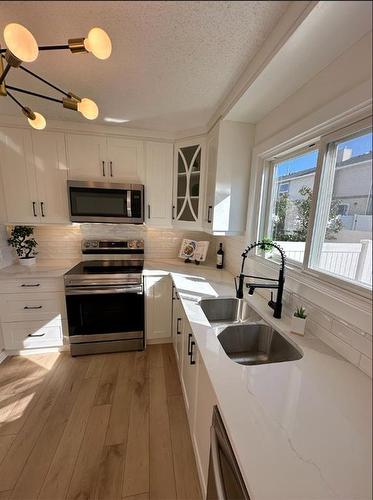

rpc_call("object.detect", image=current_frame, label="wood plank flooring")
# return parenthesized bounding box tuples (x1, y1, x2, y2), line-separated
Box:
(0, 345, 202, 500)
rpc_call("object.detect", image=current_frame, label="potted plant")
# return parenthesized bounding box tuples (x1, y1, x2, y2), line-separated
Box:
(7, 226, 38, 266)
(259, 237, 273, 259)
(291, 306, 307, 336)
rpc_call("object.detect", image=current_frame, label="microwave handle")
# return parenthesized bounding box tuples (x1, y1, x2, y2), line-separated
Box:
(126, 190, 132, 218)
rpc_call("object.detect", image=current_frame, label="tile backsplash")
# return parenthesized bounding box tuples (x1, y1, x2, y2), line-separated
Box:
(217, 235, 372, 378)
(8, 224, 216, 264)
(0, 225, 14, 269)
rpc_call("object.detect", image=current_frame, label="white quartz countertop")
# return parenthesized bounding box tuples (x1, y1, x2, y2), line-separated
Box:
(0, 258, 371, 499)
(0, 259, 79, 279)
(145, 259, 372, 500)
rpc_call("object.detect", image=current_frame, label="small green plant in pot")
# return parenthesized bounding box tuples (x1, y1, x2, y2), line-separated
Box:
(8, 226, 38, 266)
(259, 237, 273, 259)
(291, 306, 307, 336)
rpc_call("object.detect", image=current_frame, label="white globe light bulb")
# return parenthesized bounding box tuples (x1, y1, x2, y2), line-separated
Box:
(28, 112, 46, 130)
(83, 27, 112, 60)
(4, 23, 39, 62)
(77, 98, 99, 120)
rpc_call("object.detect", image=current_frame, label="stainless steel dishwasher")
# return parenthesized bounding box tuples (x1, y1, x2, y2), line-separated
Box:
(207, 406, 250, 500)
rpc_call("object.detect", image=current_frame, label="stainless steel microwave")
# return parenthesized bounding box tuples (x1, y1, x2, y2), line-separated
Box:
(67, 181, 144, 224)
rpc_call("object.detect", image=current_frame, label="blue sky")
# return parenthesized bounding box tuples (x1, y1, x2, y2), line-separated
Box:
(275, 131, 372, 178)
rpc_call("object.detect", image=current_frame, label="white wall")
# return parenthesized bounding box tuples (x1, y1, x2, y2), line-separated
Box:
(219, 31, 372, 377)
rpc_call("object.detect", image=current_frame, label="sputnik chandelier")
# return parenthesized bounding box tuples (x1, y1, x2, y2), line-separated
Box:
(0, 23, 112, 130)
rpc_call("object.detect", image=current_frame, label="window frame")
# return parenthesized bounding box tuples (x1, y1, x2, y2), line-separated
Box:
(261, 142, 320, 268)
(258, 116, 372, 298)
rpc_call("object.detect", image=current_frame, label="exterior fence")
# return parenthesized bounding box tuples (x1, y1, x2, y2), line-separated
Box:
(277, 240, 372, 286)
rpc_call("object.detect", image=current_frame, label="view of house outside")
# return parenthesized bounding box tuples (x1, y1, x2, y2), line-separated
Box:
(270, 131, 372, 287)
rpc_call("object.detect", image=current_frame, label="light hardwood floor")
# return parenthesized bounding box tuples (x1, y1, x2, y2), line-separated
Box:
(0, 345, 202, 500)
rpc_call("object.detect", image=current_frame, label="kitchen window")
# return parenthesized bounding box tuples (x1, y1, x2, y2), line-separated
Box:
(260, 117, 372, 292)
(264, 146, 319, 264)
(309, 125, 372, 289)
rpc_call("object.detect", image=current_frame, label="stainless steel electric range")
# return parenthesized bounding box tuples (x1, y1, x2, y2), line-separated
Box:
(64, 239, 145, 356)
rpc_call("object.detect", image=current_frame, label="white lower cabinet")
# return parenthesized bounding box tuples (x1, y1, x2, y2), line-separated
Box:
(0, 277, 66, 352)
(144, 273, 172, 342)
(172, 288, 184, 369)
(2, 318, 65, 351)
(172, 284, 218, 498)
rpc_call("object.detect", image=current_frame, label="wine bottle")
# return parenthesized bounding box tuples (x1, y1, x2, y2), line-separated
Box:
(216, 242, 224, 269)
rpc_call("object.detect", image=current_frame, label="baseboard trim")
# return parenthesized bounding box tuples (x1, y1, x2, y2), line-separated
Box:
(146, 337, 173, 345)
(5, 345, 70, 356)
(0, 350, 7, 364)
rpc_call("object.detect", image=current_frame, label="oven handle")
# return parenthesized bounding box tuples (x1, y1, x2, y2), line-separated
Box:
(65, 286, 143, 295)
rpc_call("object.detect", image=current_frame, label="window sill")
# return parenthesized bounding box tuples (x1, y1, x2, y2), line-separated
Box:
(251, 254, 372, 311)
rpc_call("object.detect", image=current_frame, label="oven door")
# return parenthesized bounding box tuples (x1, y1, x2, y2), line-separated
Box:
(68, 181, 144, 223)
(65, 285, 144, 343)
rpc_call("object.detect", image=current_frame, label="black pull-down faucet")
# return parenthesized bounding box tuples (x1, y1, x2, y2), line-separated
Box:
(235, 240, 286, 319)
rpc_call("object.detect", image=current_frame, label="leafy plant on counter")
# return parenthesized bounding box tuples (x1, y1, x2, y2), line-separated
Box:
(294, 306, 307, 319)
(7, 226, 38, 259)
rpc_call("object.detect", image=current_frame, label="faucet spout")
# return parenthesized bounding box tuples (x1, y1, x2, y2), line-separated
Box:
(235, 240, 286, 319)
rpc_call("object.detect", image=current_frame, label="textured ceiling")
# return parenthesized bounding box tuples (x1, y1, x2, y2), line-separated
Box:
(0, 1, 289, 132)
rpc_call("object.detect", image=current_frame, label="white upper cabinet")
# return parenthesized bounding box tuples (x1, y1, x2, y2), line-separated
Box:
(66, 133, 107, 180)
(67, 133, 144, 183)
(0, 127, 38, 224)
(33, 131, 69, 223)
(0, 128, 69, 225)
(173, 138, 206, 229)
(203, 120, 254, 235)
(145, 141, 173, 227)
(107, 137, 145, 183)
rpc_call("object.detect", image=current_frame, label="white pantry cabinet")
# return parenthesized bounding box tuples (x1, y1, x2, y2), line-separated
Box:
(0, 127, 69, 224)
(144, 273, 172, 342)
(67, 133, 145, 183)
(204, 120, 254, 235)
(145, 141, 173, 227)
(173, 138, 206, 230)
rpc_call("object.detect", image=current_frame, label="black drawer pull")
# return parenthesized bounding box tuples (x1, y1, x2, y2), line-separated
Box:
(177, 317, 182, 335)
(188, 333, 193, 356)
(190, 340, 196, 365)
(28, 332, 45, 337)
(21, 283, 40, 287)
(24, 305, 42, 310)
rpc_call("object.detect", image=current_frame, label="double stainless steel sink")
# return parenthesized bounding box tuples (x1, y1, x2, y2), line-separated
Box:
(199, 297, 302, 366)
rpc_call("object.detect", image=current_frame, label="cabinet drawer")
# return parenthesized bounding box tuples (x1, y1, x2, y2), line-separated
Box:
(0, 292, 66, 322)
(2, 319, 64, 350)
(0, 278, 64, 294)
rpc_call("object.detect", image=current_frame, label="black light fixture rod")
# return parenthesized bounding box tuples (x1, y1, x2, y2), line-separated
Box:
(18, 64, 70, 97)
(6, 85, 62, 104)
(0, 48, 6, 54)
(38, 44, 70, 51)
(6, 90, 28, 113)
(0, 62, 11, 85)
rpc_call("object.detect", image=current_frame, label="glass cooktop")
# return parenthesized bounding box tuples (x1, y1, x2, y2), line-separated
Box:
(65, 260, 144, 276)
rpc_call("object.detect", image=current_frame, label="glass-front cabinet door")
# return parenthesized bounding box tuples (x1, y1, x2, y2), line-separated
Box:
(173, 139, 205, 227)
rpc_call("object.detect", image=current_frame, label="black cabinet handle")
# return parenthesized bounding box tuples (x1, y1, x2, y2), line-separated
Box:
(207, 205, 212, 223)
(148, 204, 151, 219)
(188, 333, 193, 356)
(177, 317, 182, 335)
(172, 205, 175, 220)
(110, 161, 113, 177)
(190, 340, 196, 365)
(21, 283, 40, 287)
(40, 201, 45, 217)
(32, 201, 37, 217)
(102, 160, 106, 176)
(28, 332, 45, 337)
(24, 305, 42, 310)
